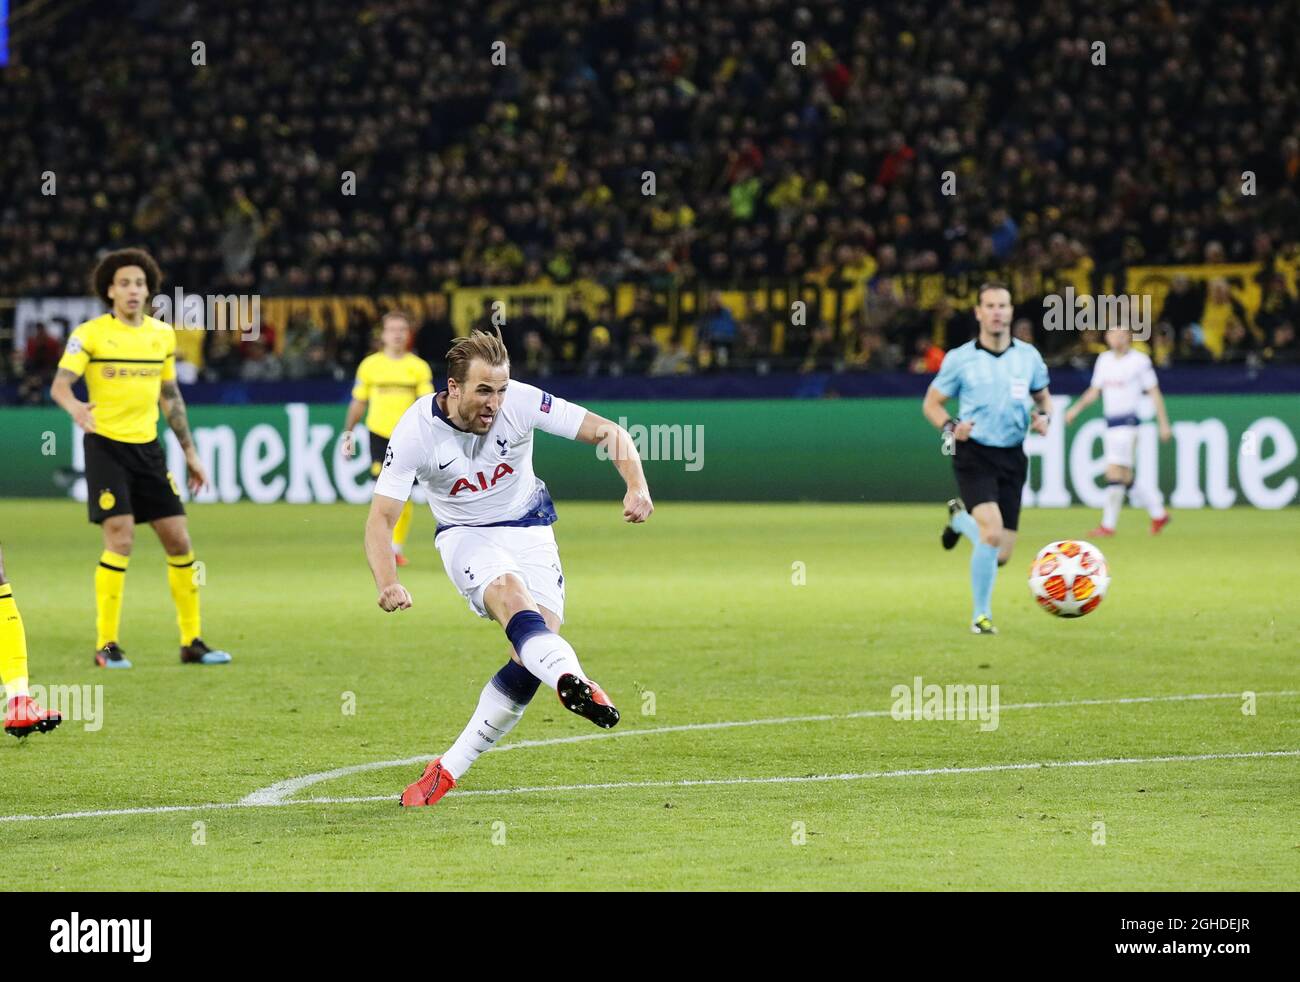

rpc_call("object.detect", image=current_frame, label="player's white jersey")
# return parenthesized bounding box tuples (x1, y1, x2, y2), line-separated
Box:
(373, 381, 587, 530)
(1090, 348, 1158, 423)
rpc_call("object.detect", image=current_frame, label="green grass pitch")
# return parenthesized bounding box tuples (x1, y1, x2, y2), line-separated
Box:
(2, 499, 1296, 890)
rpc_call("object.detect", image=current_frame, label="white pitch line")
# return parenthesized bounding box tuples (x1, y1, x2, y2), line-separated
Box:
(1, 750, 1295, 823)
(239, 689, 1299, 805)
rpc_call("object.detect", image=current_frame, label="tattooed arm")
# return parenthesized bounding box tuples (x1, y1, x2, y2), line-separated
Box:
(51, 368, 97, 433)
(160, 380, 209, 493)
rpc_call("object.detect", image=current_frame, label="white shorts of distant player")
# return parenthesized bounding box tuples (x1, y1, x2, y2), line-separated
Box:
(435, 524, 566, 622)
(1103, 424, 1139, 469)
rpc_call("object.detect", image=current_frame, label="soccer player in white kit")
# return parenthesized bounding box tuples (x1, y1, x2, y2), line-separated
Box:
(1065, 327, 1173, 536)
(364, 328, 654, 807)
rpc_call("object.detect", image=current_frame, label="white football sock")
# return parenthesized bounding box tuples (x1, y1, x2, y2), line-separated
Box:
(1102, 484, 1124, 530)
(1138, 483, 1166, 520)
(517, 631, 585, 690)
(441, 682, 528, 780)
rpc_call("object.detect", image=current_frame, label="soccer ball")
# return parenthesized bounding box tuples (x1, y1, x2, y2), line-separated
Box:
(1028, 540, 1110, 617)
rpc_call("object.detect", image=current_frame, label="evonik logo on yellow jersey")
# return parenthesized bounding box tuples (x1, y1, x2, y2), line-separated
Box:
(100, 365, 162, 379)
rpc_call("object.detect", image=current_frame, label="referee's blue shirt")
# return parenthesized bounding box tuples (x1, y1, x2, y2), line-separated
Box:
(931, 338, 1050, 448)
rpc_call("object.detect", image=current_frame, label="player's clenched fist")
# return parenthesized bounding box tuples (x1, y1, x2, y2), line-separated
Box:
(378, 583, 413, 611)
(953, 419, 975, 441)
(623, 487, 654, 523)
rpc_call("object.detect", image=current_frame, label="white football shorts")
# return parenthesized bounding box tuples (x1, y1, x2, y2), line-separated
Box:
(435, 524, 566, 622)
(1103, 424, 1138, 468)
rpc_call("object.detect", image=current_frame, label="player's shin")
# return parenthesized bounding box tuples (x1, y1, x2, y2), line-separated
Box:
(1102, 483, 1125, 530)
(441, 660, 540, 779)
(1130, 481, 1166, 520)
(0, 585, 30, 698)
(95, 550, 130, 648)
(505, 610, 584, 689)
(971, 541, 999, 620)
(166, 551, 201, 645)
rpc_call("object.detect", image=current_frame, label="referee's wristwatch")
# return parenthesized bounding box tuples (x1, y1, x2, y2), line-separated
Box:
(941, 417, 958, 454)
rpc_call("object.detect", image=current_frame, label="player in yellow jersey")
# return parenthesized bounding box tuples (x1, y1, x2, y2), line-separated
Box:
(49, 249, 232, 669)
(1, 546, 63, 737)
(342, 311, 435, 566)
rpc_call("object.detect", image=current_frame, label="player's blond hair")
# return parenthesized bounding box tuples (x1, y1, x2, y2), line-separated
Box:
(446, 326, 510, 384)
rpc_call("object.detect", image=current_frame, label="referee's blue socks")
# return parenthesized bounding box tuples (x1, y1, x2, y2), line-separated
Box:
(971, 541, 999, 620)
(951, 509, 979, 542)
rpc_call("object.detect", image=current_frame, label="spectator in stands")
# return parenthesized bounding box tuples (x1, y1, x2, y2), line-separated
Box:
(697, 291, 739, 367)
(413, 298, 454, 369)
(1151, 323, 1178, 369)
(519, 329, 553, 379)
(651, 339, 693, 377)
(624, 324, 659, 376)
(846, 324, 886, 371)
(239, 339, 284, 382)
(909, 334, 946, 374)
(509, 299, 548, 360)
(2, 0, 1299, 383)
(22, 322, 62, 380)
(801, 324, 841, 374)
(1200, 279, 1252, 359)
(1158, 276, 1206, 344)
(555, 295, 593, 365)
(1264, 321, 1297, 363)
(174, 351, 200, 386)
(582, 326, 618, 377)
(1221, 317, 1258, 364)
(1255, 271, 1299, 339)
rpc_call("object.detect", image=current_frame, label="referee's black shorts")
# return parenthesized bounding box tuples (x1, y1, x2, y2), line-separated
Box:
(369, 431, 391, 478)
(953, 439, 1028, 531)
(83, 433, 185, 525)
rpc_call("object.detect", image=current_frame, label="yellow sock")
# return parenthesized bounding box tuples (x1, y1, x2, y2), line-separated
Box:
(393, 499, 414, 549)
(166, 551, 201, 646)
(95, 550, 130, 649)
(0, 585, 31, 699)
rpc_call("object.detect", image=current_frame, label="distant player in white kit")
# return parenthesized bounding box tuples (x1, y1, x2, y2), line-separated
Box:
(365, 327, 653, 807)
(1064, 326, 1172, 537)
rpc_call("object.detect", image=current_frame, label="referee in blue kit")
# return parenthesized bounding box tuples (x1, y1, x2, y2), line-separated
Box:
(922, 282, 1054, 635)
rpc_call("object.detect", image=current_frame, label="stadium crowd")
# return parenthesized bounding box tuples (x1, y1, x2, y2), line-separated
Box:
(2, 0, 1299, 390)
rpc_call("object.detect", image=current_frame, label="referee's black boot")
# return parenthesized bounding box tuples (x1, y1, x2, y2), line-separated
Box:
(942, 498, 965, 550)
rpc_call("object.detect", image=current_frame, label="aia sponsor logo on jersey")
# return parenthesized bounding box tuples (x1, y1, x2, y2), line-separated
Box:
(449, 463, 515, 495)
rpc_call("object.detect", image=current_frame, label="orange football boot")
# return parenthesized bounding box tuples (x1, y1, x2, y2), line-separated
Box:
(400, 757, 456, 807)
(5, 695, 63, 738)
